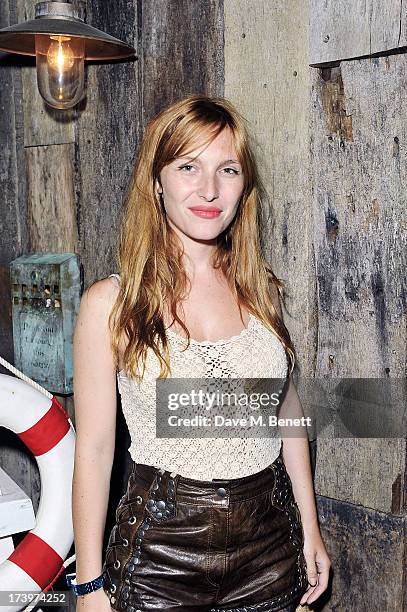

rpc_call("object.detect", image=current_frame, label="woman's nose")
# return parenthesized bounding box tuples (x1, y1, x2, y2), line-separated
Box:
(197, 172, 219, 201)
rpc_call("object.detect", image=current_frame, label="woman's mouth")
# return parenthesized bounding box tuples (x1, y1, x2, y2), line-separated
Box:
(189, 207, 222, 219)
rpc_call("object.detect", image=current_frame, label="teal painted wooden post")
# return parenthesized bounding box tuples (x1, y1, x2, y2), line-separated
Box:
(10, 253, 81, 394)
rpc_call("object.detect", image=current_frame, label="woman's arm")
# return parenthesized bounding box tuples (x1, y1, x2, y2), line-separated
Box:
(279, 380, 331, 606)
(279, 377, 319, 533)
(72, 278, 119, 609)
(270, 283, 331, 606)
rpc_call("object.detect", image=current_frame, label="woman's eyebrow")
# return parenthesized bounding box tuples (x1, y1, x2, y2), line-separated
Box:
(177, 156, 240, 164)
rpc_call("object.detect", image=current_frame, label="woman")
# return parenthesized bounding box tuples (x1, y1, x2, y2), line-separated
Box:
(70, 95, 331, 611)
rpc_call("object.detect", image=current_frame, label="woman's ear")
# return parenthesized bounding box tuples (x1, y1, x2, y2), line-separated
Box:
(155, 178, 163, 195)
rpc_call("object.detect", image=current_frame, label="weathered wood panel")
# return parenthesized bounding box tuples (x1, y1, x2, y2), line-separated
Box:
(26, 143, 78, 251)
(310, 0, 407, 65)
(0, 4, 28, 372)
(317, 495, 406, 610)
(226, 4, 406, 609)
(224, 0, 316, 380)
(75, 0, 140, 285)
(141, 0, 224, 123)
(311, 56, 407, 513)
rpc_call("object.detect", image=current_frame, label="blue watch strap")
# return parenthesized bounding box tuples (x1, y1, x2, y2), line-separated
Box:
(66, 572, 105, 596)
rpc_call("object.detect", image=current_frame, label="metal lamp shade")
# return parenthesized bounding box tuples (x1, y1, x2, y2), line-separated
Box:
(0, 15, 136, 61)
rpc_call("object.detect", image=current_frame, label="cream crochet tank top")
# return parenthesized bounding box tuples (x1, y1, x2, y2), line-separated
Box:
(109, 274, 288, 480)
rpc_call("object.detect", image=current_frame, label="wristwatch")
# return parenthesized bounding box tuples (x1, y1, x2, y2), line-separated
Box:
(66, 572, 105, 596)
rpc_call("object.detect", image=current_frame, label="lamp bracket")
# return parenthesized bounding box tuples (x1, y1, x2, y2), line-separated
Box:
(35, 1, 86, 22)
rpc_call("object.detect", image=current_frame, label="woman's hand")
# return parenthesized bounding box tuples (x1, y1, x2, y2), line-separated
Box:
(75, 587, 112, 611)
(299, 528, 331, 607)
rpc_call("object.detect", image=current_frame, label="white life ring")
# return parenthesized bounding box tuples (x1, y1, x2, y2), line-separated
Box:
(0, 374, 75, 612)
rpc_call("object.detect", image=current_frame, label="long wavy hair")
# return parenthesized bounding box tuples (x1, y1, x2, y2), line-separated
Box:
(108, 94, 296, 382)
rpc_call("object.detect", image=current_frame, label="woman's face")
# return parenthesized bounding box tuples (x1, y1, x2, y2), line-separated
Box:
(156, 126, 244, 243)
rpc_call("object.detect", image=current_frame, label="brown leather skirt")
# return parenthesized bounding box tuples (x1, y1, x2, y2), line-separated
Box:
(102, 447, 308, 611)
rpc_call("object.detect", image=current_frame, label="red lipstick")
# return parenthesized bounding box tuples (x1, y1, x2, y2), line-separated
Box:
(189, 206, 222, 219)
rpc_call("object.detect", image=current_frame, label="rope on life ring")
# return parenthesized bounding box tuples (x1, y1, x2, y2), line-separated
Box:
(0, 356, 76, 612)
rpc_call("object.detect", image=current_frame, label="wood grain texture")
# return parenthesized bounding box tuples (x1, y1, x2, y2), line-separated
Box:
(316, 495, 406, 610)
(310, 0, 407, 65)
(0, 1, 27, 267)
(311, 57, 407, 513)
(0, 52, 24, 366)
(26, 143, 78, 251)
(140, 0, 224, 123)
(225, 6, 406, 607)
(75, 0, 140, 285)
(223, 0, 316, 382)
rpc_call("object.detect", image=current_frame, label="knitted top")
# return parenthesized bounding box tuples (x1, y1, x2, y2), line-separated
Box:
(109, 274, 288, 480)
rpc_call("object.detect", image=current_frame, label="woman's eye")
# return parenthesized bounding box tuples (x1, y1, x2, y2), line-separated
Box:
(177, 165, 240, 175)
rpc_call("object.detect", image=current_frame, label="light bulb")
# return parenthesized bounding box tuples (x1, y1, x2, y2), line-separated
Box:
(35, 34, 85, 109)
(47, 35, 75, 72)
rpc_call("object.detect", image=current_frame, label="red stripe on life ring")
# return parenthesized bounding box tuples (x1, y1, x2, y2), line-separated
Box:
(18, 396, 70, 456)
(9, 532, 63, 589)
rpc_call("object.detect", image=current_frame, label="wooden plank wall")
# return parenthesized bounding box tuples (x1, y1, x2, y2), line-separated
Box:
(311, 57, 407, 510)
(224, 0, 406, 610)
(0, 0, 27, 370)
(308, 1, 407, 610)
(310, 0, 407, 65)
(224, 1, 314, 372)
(0, 0, 406, 610)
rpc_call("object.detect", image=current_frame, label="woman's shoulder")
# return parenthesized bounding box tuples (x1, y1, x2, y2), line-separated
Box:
(80, 274, 120, 314)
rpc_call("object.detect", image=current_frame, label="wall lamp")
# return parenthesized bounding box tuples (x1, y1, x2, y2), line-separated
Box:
(0, 0, 136, 110)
